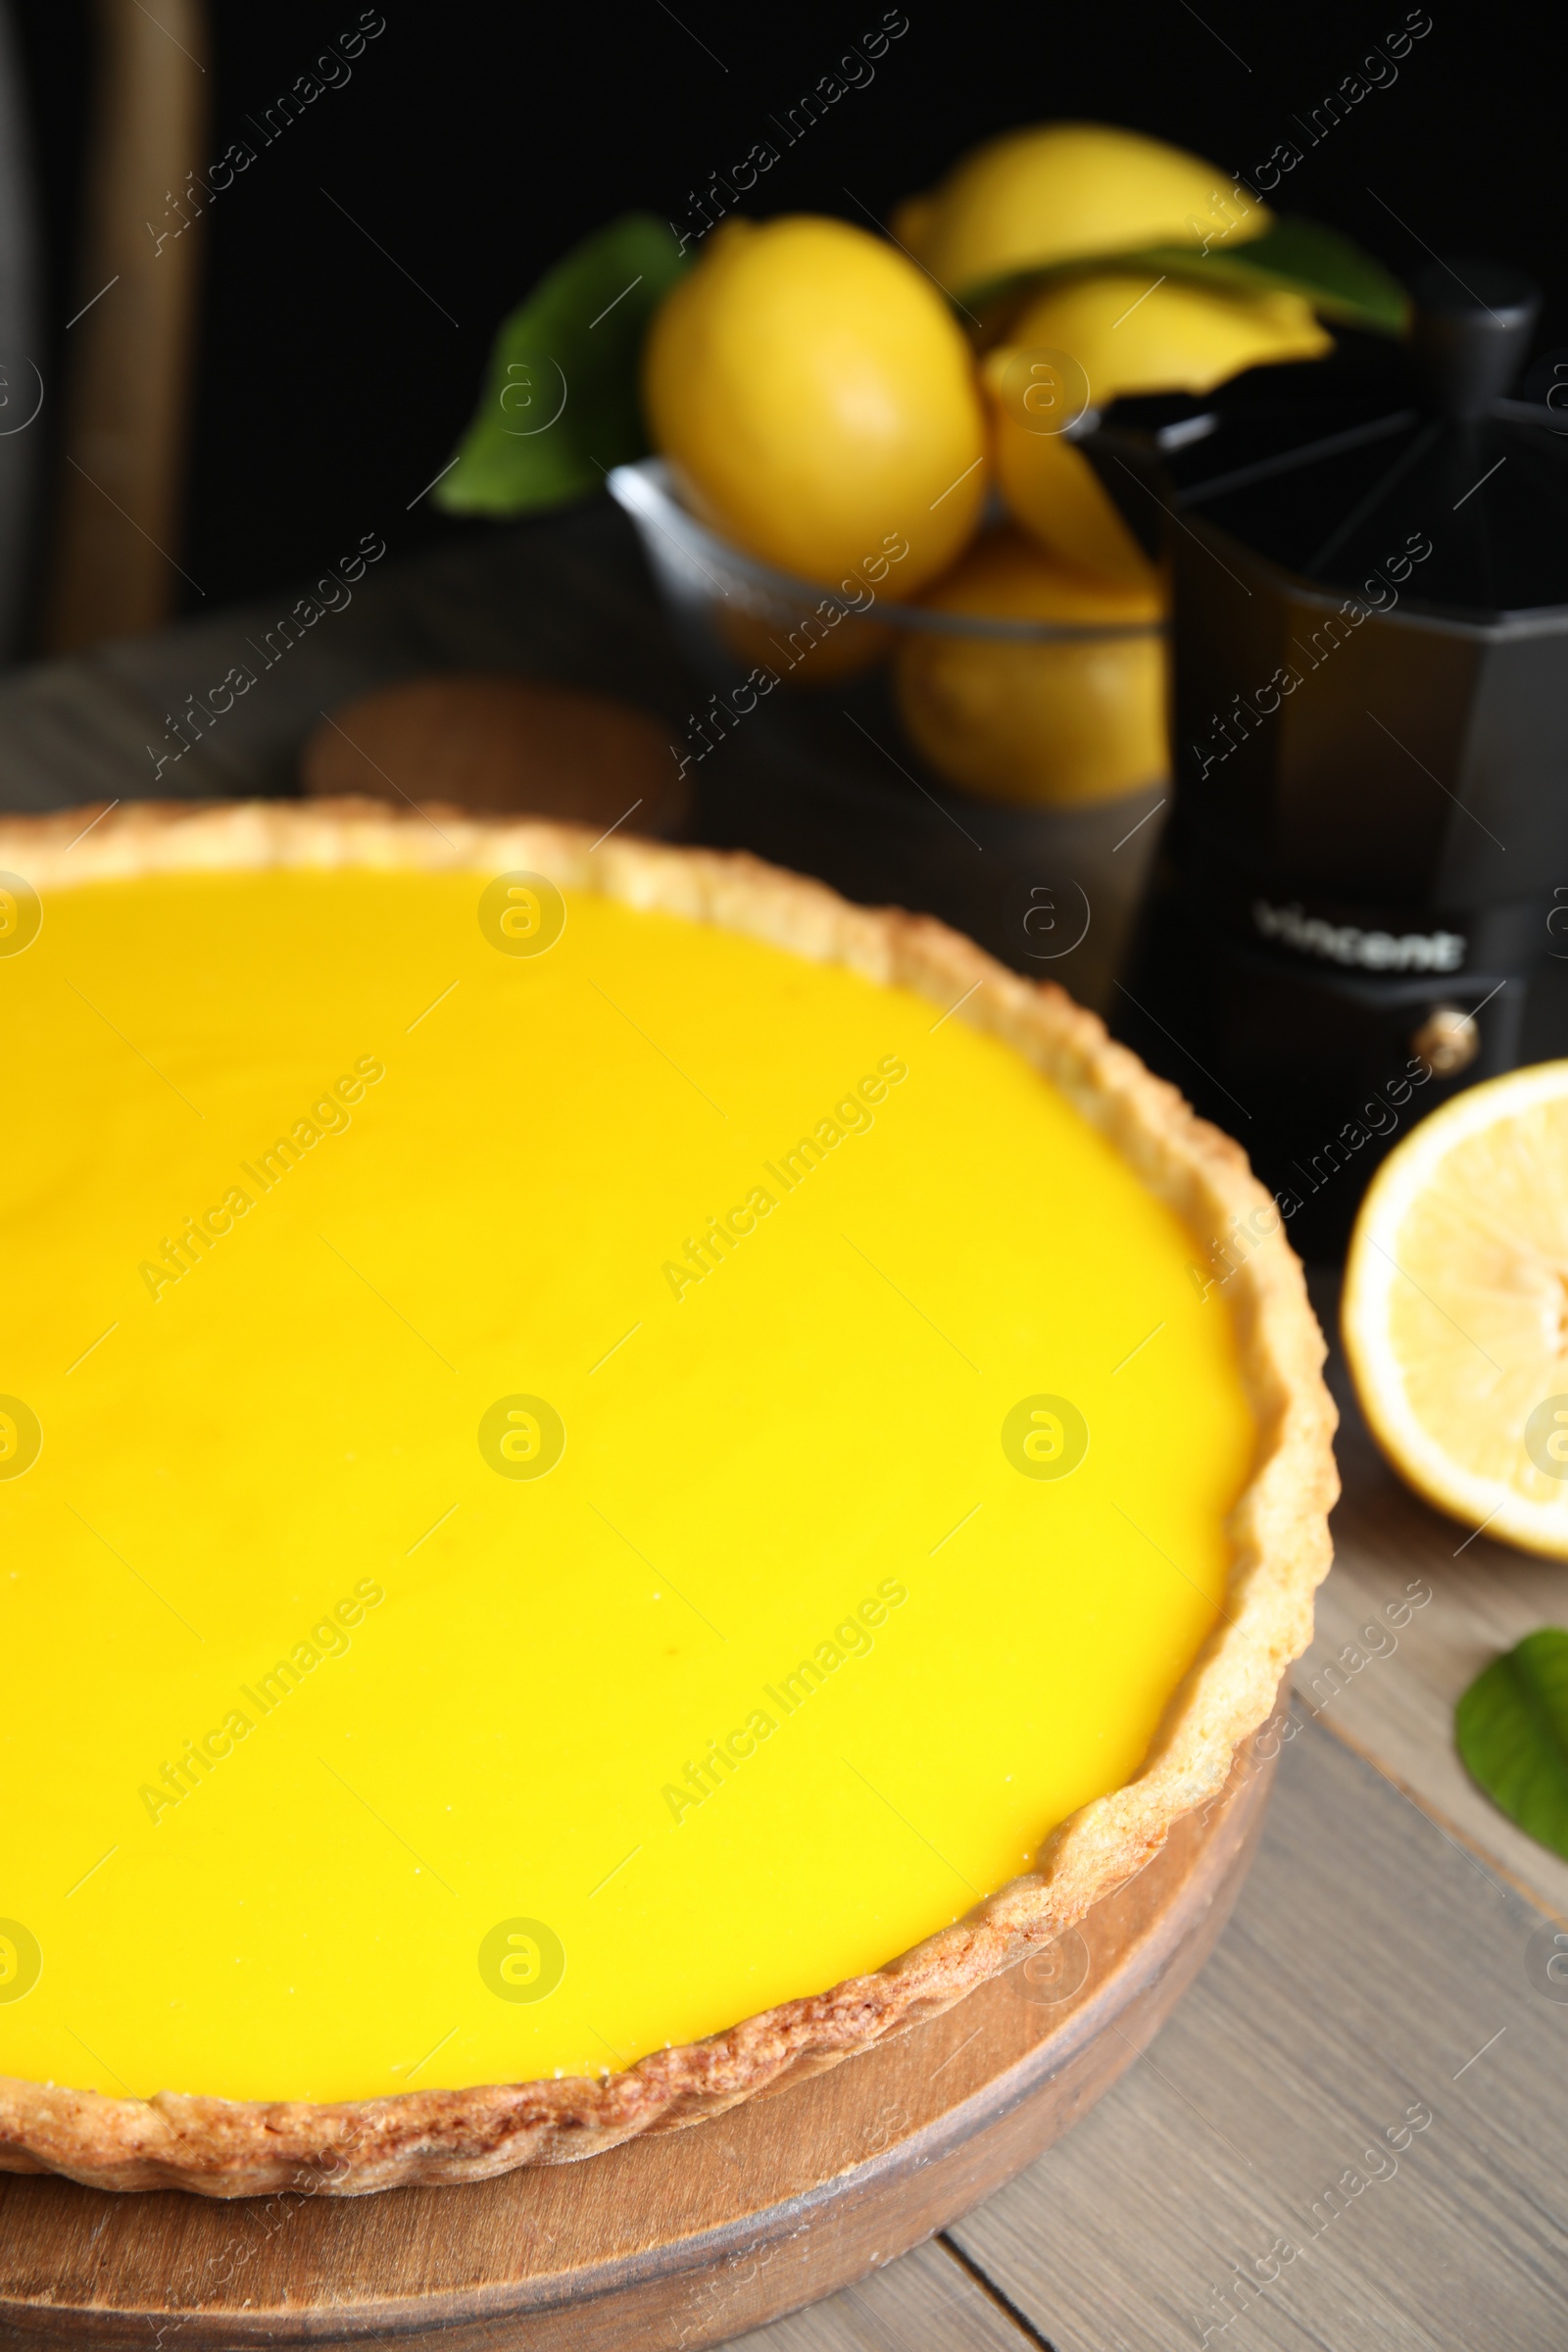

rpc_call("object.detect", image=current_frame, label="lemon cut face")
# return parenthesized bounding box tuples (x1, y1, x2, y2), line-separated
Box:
(0, 866, 1252, 2103)
(1345, 1061, 1568, 1557)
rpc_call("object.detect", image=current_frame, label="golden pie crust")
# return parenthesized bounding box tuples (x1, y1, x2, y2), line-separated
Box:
(0, 799, 1338, 2197)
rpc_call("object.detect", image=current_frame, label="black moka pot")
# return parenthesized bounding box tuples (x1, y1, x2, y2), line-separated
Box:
(1094, 260, 1568, 1250)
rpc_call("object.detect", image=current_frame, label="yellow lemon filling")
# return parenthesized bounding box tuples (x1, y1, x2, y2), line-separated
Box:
(0, 868, 1252, 2101)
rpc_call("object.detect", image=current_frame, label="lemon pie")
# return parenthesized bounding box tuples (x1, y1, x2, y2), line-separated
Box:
(0, 802, 1335, 2195)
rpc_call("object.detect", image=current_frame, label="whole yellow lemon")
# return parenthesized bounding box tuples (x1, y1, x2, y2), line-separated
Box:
(892, 122, 1271, 298)
(894, 528, 1166, 807)
(999, 271, 1331, 403)
(989, 429, 1155, 587)
(643, 216, 987, 596)
(715, 601, 893, 685)
(986, 274, 1331, 577)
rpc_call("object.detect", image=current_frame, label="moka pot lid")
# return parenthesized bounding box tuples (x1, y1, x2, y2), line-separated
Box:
(1093, 262, 1568, 626)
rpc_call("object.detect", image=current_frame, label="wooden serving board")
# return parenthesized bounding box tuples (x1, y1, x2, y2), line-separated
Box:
(0, 1742, 1272, 2352)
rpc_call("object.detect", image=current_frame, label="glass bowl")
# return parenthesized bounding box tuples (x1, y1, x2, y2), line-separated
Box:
(609, 458, 1170, 1013)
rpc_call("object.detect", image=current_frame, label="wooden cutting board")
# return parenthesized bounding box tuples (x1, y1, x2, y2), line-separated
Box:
(0, 1739, 1273, 2352)
(299, 675, 690, 837)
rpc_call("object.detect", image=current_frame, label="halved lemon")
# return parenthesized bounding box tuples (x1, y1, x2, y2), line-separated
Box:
(1344, 1061, 1568, 1558)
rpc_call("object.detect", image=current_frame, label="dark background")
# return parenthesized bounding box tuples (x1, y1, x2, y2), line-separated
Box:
(11, 0, 1567, 619)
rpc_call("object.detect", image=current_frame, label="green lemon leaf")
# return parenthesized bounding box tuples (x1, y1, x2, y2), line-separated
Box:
(437, 213, 689, 517)
(1455, 1627, 1568, 1859)
(963, 215, 1408, 337)
(1130, 218, 1409, 333)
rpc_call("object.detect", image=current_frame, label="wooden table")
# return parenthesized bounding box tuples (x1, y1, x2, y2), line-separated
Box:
(2, 509, 1565, 2349)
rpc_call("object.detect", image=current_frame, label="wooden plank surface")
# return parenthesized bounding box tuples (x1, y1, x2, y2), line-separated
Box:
(2, 508, 1566, 2348)
(1295, 1272, 1568, 1924)
(4, 508, 688, 811)
(724, 2239, 1044, 2352)
(950, 1712, 1568, 2351)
